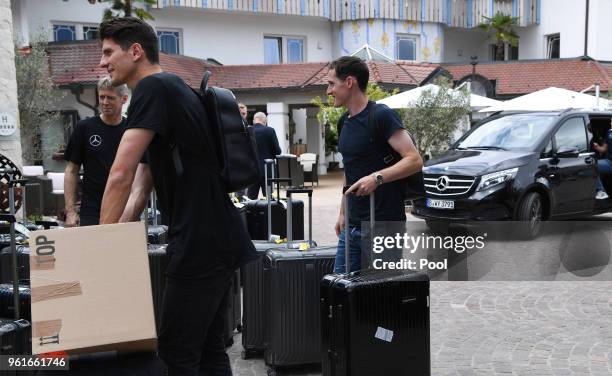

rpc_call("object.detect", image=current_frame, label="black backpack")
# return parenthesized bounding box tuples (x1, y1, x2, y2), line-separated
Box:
(172, 71, 262, 192)
(337, 102, 425, 201)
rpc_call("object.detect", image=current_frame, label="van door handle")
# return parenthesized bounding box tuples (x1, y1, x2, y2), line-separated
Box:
(585, 156, 595, 165)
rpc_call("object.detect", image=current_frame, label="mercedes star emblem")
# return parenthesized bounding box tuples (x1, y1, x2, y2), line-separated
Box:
(89, 134, 102, 147)
(436, 176, 449, 191)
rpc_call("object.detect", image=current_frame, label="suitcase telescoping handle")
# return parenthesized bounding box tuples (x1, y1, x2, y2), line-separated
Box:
(6, 176, 27, 320)
(268, 176, 292, 241)
(264, 159, 276, 241)
(286, 187, 313, 249)
(342, 186, 375, 274)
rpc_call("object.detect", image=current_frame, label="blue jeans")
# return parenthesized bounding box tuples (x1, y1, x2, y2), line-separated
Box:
(334, 227, 362, 273)
(596, 159, 612, 192)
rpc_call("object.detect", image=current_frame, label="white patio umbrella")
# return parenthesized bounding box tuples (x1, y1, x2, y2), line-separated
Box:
(376, 84, 502, 110)
(479, 87, 611, 113)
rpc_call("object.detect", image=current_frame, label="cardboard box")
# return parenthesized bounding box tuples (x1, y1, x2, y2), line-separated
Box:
(30, 222, 157, 355)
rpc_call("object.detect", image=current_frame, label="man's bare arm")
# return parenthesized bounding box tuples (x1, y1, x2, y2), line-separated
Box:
(100, 128, 154, 224)
(64, 162, 81, 227)
(119, 163, 154, 222)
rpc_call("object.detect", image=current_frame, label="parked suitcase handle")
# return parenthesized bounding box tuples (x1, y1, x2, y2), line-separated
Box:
(342, 185, 375, 274)
(285, 188, 313, 249)
(286, 188, 313, 196)
(264, 159, 275, 241)
(4, 173, 23, 320)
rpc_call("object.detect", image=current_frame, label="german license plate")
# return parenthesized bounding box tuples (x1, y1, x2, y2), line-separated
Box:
(426, 199, 454, 209)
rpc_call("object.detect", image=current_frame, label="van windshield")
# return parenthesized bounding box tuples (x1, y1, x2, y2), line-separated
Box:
(457, 114, 557, 151)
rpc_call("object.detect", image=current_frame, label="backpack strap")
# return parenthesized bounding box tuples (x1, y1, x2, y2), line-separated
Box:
(337, 111, 349, 139)
(367, 102, 397, 166)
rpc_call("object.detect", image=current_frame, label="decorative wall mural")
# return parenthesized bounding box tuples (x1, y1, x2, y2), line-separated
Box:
(381, 32, 390, 49)
(335, 19, 442, 62)
(434, 37, 441, 55)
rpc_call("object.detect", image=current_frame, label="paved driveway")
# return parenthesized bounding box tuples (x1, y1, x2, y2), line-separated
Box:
(230, 171, 612, 375)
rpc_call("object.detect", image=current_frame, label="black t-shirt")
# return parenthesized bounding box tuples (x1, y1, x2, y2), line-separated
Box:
(64, 116, 127, 219)
(126, 72, 257, 278)
(339, 101, 406, 225)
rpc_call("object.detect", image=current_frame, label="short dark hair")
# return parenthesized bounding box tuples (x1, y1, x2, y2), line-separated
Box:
(329, 56, 369, 92)
(99, 17, 159, 64)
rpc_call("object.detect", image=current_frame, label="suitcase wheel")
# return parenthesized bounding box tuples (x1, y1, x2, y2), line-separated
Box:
(266, 367, 280, 376)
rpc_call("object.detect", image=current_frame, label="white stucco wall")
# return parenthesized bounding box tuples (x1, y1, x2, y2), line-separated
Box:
(334, 19, 444, 63)
(588, 0, 612, 61)
(443, 27, 493, 63)
(517, 0, 586, 60)
(12, 0, 109, 44)
(150, 9, 333, 65)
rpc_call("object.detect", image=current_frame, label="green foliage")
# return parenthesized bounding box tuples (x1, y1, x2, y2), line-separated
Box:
(478, 12, 520, 61)
(400, 77, 471, 157)
(93, 0, 157, 20)
(311, 83, 398, 155)
(14, 32, 65, 164)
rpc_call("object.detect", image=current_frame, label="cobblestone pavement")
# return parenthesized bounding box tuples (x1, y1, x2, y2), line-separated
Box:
(230, 171, 612, 375)
(231, 281, 612, 376)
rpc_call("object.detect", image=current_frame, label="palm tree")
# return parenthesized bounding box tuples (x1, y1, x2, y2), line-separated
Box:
(478, 12, 520, 61)
(89, 0, 157, 20)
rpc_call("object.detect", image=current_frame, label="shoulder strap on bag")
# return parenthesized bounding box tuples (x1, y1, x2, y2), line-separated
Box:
(337, 111, 349, 138)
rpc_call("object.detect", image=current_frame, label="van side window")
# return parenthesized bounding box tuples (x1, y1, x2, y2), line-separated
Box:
(541, 139, 553, 158)
(554, 117, 587, 153)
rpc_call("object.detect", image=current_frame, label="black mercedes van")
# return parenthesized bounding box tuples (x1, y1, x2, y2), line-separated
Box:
(411, 110, 612, 238)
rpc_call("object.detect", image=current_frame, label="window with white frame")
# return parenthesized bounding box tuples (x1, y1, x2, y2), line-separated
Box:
(157, 30, 180, 55)
(53, 24, 76, 42)
(396, 34, 418, 61)
(83, 26, 99, 41)
(546, 34, 560, 59)
(264, 35, 305, 64)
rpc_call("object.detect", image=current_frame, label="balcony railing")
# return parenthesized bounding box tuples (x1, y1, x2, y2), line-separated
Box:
(153, 0, 540, 26)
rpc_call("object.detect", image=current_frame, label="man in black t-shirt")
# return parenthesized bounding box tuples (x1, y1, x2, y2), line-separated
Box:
(326, 56, 423, 272)
(64, 76, 151, 226)
(98, 17, 256, 375)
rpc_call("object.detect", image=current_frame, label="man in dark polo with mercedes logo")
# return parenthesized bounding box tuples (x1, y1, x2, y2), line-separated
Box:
(64, 76, 151, 226)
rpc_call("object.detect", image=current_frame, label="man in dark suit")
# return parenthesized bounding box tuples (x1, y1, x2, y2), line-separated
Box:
(248, 112, 281, 199)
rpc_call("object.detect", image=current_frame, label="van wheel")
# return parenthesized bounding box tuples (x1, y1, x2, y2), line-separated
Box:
(515, 192, 542, 239)
(426, 220, 450, 234)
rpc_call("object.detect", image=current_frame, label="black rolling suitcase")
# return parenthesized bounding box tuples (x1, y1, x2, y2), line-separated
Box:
(223, 268, 242, 347)
(263, 246, 335, 375)
(245, 159, 305, 240)
(0, 172, 34, 375)
(0, 245, 29, 283)
(147, 244, 167, 332)
(0, 318, 31, 355)
(320, 189, 431, 376)
(0, 283, 31, 320)
(241, 177, 316, 359)
(245, 198, 304, 240)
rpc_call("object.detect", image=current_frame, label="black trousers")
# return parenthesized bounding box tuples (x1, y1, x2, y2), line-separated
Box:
(158, 269, 234, 376)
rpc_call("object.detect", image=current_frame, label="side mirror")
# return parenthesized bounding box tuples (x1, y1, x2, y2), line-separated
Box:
(556, 146, 580, 158)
